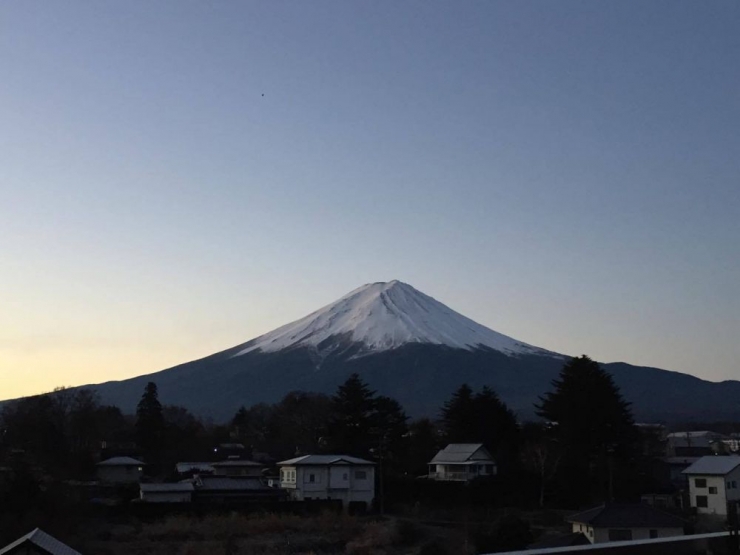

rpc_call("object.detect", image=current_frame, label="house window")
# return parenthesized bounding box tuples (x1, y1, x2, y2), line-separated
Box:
(650, 530, 658, 539)
(729, 481, 737, 489)
(589, 529, 593, 538)
(695, 478, 707, 488)
(709, 486, 718, 494)
(696, 495, 708, 508)
(343, 473, 348, 480)
(608, 529, 633, 542)
(309, 474, 315, 483)
(355, 470, 367, 480)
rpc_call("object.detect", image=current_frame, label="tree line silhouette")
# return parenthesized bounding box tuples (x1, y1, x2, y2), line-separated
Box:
(0, 354, 648, 519)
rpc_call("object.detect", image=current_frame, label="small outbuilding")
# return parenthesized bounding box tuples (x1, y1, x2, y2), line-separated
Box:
(96, 456, 144, 484)
(140, 482, 195, 503)
(194, 475, 286, 503)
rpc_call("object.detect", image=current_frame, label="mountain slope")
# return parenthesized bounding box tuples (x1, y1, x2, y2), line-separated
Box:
(10, 280, 740, 423)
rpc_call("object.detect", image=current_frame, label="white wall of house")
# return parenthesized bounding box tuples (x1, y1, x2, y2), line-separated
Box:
(97, 465, 142, 484)
(687, 467, 740, 515)
(571, 523, 684, 544)
(279, 464, 375, 507)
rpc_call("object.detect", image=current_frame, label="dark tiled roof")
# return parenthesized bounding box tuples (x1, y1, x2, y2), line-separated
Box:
(567, 504, 686, 529)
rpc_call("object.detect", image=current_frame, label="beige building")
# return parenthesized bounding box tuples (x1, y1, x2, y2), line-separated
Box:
(277, 455, 375, 510)
(567, 503, 685, 544)
(683, 456, 740, 515)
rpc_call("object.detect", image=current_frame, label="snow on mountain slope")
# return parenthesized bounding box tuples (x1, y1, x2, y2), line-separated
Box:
(234, 280, 559, 358)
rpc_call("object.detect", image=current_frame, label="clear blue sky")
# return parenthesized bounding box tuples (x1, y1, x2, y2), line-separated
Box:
(2, 1, 739, 398)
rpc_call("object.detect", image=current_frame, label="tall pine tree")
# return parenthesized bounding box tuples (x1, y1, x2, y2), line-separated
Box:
(327, 373, 377, 456)
(135, 381, 164, 463)
(441, 383, 476, 442)
(441, 384, 520, 472)
(536, 355, 638, 504)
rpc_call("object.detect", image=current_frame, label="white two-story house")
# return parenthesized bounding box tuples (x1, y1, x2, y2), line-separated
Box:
(683, 455, 740, 515)
(277, 455, 375, 510)
(428, 444, 496, 482)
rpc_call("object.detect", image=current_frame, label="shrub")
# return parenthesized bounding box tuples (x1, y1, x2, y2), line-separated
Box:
(393, 519, 425, 546)
(472, 514, 532, 554)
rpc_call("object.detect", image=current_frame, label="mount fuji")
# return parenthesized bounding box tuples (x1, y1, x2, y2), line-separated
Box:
(69, 281, 740, 422)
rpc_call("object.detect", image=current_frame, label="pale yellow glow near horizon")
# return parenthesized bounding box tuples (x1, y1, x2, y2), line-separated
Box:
(0, 331, 267, 401)
(0, 347, 182, 399)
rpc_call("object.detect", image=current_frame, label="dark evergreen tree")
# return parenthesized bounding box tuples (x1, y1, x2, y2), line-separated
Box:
(327, 373, 377, 456)
(536, 355, 639, 504)
(473, 386, 520, 470)
(135, 381, 164, 463)
(272, 391, 332, 458)
(404, 417, 444, 476)
(370, 395, 409, 467)
(441, 384, 520, 470)
(441, 383, 475, 442)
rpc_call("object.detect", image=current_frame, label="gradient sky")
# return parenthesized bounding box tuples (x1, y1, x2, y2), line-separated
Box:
(2, 1, 739, 399)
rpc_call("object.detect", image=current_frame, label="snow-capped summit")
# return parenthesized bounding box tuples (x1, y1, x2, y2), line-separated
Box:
(234, 280, 555, 357)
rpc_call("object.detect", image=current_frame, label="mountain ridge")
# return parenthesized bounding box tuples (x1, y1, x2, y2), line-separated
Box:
(5, 280, 740, 423)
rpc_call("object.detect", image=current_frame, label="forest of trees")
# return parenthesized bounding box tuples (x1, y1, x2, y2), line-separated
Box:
(0, 355, 654, 515)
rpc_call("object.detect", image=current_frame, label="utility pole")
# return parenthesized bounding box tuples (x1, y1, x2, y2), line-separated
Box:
(728, 500, 739, 554)
(369, 428, 387, 515)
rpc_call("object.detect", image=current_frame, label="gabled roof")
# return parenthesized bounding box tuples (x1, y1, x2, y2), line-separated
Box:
(0, 528, 81, 555)
(429, 443, 493, 464)
(567, 504, 686, 529)
(277, 455, 375, 466)
(96, 456, 144, 466)
(682, 456, 740, 475)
